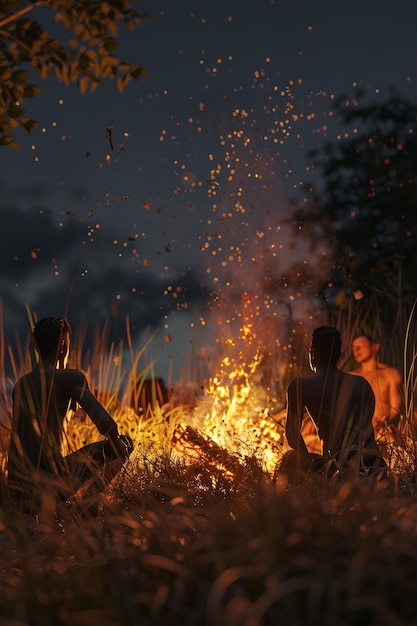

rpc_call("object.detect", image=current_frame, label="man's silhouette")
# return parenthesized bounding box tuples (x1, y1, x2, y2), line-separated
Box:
(282, 326, 385, 483)
(8, 317, 132, 514)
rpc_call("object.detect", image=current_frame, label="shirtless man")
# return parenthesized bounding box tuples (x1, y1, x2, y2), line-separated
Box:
(350, 334, 403, 438)
(8, 317, 133, 514)
(282, 326, 384, 483)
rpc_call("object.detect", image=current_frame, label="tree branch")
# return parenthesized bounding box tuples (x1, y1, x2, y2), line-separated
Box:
(0, 1, 46, 29)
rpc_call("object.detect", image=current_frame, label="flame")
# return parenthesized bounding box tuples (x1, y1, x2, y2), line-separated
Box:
(199, 341, 285, 475)
(168, 317, 286, 476)
(57, 320, 287, 481)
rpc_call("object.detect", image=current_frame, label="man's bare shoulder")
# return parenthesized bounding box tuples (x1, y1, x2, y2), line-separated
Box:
(287, 373, 326, 402)
(13, 371, 33, 394)
(14, 371, 33, 384)
(340, 369, 370, 388)
(287, 374, 314, 390)
(376, 363, 402, 382)
(55, 368, 87, 386)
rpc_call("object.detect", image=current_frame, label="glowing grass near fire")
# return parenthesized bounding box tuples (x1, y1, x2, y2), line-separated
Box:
(58, 320, 287, 478)
(1, 303, 417, 625)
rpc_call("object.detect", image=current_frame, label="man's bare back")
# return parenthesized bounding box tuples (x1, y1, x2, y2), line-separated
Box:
(282, 327, 384, 484)
(8, 317, 132, 514)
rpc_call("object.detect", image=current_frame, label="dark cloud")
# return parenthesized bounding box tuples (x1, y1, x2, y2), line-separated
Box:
(67, 265, 211, 335)
(0, 205, 211, 355)
(0, 206, 82, 280)
(2, 182, 50, 207)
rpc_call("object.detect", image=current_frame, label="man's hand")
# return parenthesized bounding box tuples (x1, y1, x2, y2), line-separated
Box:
(109, 433, 134, 458)
(374, 418, 396, 443)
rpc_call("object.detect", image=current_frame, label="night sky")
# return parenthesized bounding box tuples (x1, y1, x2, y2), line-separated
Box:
(2, 0, 417, 384)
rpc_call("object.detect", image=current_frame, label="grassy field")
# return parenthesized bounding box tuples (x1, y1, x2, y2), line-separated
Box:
(1, 449, 417, 626)
(1, 307, 417, 625)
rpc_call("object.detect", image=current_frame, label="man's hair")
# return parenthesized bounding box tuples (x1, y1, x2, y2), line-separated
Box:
(311, 326, 341, 366)
(352, 333, 374, 344)
(32, 317, 71, 358)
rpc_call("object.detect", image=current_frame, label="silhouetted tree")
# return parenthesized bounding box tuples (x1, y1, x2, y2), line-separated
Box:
(291, 89, 417, 309)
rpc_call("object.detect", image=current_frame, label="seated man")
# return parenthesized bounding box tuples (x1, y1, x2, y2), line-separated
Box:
(8, 317, 133, 514)
(350, 334, 403, 438)
(281, 326, 385, 484)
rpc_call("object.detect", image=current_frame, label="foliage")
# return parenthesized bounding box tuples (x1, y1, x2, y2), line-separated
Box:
(0, 0, 150, 148)
(290, 89, 417, 310)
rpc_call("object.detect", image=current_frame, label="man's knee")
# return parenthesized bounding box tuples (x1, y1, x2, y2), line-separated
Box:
(275, 449, 319, 484)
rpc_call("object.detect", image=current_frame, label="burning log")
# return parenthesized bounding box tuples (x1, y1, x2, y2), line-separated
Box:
(171, 424, 242, 479)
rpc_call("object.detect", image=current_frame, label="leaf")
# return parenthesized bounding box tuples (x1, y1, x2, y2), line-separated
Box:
(116, 76, 125, 92)
(108, 20, 118, 37)
(78, 52, 91, 70)
(130, 64, 145, 79)
(13, 70, 29, 83)
(79, 76, 89, 95)
(19, 117, 40, 134)
(61, 64, 71, 86)
(24, 83, 43, 99)
(103, 38, 118, 53)
(8, 103, 24, 119)
(0, 135, 19, 149)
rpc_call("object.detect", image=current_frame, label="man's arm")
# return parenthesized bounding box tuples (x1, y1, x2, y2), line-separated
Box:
(285, 378, 309, 454)
(65, 370, 131, 455)
(387, 368, 403, 425)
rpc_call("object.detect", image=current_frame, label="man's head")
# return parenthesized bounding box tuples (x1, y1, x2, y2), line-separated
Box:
(310, 326, 341, 371)
(32, 317, 71, 366)
(352, 334, 379, 364)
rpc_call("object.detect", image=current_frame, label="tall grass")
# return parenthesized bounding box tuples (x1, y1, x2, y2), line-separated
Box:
(2, 456, 417, 625)
(0, 304, 417, 625)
